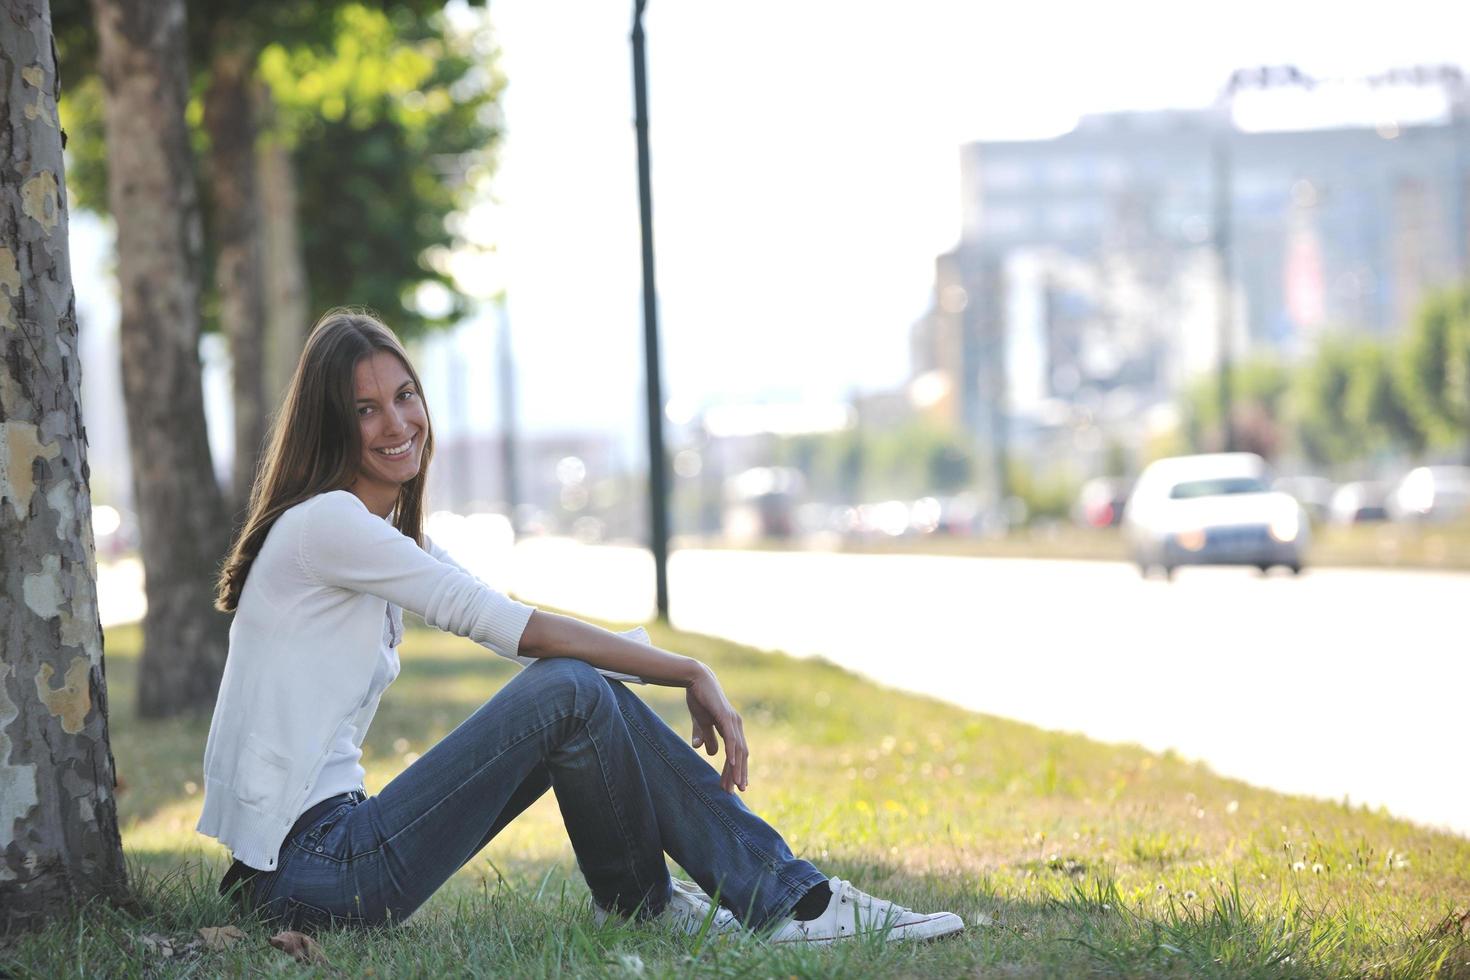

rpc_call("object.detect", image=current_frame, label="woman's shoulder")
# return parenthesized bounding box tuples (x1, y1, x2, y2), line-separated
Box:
(281, 489, 371, 526)
(266, 490, 377, 550)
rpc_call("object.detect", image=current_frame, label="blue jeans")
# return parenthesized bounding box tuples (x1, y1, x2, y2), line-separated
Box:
(248, 658, 826, 932)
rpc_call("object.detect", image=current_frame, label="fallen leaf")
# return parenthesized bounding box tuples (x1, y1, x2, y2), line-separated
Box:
(270, 930, 330, 965)
(198, 925, 247, 950)
(1432, 910, 1470, 936)
(137, 932, 175, 957)
(135, 933, 203, 960)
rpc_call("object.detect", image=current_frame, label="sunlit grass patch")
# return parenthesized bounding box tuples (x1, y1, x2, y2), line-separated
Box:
(3, 618, 1467, 977)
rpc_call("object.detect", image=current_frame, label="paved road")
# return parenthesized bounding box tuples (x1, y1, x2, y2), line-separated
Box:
(98, 541, 1467, 834)
(502, 540, 1470, 836)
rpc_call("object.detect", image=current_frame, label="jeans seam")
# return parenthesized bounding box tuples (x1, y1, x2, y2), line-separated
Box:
(613, 691, 809, 896)
(583, 714, 664, 912)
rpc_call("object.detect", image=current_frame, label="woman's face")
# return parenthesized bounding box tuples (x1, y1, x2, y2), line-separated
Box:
(349, 350, 429, 508)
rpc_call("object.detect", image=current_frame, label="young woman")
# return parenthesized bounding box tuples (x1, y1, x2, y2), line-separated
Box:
(199, 308, 964, 943)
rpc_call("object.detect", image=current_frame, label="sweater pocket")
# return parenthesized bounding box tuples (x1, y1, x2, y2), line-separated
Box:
(237, 733, 293, 809)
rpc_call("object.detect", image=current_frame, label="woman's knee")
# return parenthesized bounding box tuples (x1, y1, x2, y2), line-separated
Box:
(522, 657, 608, 705)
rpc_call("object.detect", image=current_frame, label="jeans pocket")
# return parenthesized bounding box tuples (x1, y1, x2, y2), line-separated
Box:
(281, 896, 369, 933)
(296, 802, 356, 857)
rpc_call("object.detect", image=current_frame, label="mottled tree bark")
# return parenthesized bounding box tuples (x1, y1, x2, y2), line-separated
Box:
(0, 0, 128, 928)
(256, 85, 309, 411)
(203, 41, 267, 517)
(92, 0, 231, 718)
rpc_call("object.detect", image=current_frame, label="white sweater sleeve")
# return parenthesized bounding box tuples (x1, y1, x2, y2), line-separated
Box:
(297, 492, 534, 658)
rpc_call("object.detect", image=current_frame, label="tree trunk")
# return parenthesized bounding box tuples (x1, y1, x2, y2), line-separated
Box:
(0, 0, 129, 928)
(203, 41, 267, 517)
(92, 0, 231, 719)
(255, 84, 308, 410)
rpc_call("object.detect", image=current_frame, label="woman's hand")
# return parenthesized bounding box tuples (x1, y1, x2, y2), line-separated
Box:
(514, 611, 748, 791)
(685, 664, 749, 793)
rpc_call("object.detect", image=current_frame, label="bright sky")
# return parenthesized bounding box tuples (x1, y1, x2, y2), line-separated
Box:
(73, 0, 1470, 470)
(479, 0, 1470, 450)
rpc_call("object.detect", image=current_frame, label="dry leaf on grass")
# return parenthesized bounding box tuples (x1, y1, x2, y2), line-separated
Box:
(137, 932, 176, 957)
(136, 932, 203, 960)
(1433, 910, 1470, 936)
(270, 930, 330, 965)
(198, 925, 248, 950)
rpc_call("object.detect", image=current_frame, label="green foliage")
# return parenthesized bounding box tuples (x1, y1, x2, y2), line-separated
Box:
(776, 422, 975, 502)
(1005, 459, 1076, 523)
(259, 4, 504, 335)
(56, 75, 108, 214)
(1400, 285, 1470, 454)
(1351, 339, 1425, 456)
(53, 1, 501, 338)
(1171, 284, 1463, 469)
(1181, 358, 1291, 460)
(1292, 339, 1370, 466)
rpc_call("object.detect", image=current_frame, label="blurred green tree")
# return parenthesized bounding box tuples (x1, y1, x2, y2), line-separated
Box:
(1182, 358, 1290, 460)
(1292, 339, 1365, 467)
(54, 0, 501, 509)
(1348, 340, 1425, 458)
(777, 422, 974, 503)
(1004, 460, 1076, 525)
(1400, 285, 1470, 462)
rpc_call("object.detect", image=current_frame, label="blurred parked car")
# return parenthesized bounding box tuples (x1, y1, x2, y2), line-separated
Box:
(1073, 477, 1130, 528)
(1389, 466, 1470, 522)
(1329, 481, 1389, 525)
(1273, 475, 1334, 524)
(1123, 453, 1309, 579)
(723, 467, 803, 542)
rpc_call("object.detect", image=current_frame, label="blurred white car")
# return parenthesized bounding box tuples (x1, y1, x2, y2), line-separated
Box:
(1123, 453, 1309, 579)
(1389, 466, 1470, 522)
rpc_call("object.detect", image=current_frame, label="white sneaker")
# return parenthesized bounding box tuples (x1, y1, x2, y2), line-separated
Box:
(767, 878, 965, 945)
(594, 878, 742, 936)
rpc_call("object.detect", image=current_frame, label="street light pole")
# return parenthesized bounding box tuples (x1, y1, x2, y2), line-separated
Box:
(495, 300, 521, 531)
(1211, 114, 1235, 454)
(632, 0, 671, 620)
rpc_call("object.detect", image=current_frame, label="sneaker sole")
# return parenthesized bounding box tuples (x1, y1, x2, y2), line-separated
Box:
(771, 912, 966, 945)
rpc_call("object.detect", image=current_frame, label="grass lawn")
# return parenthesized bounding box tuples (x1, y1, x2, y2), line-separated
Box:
(6, 618, 1468, 977)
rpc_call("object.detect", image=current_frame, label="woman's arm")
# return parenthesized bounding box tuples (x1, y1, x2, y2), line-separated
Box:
(519, 610, 699, 685)
(518, 610, 750, 793)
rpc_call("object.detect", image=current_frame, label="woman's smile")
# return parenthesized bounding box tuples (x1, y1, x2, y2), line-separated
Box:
(374, 435, 416, 458)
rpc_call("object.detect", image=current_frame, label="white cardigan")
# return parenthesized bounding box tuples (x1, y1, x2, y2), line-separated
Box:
(196, 490, 643, 871)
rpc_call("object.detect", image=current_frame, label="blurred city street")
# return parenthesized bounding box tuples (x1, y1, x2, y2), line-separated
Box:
(501, 540, 1470, 836)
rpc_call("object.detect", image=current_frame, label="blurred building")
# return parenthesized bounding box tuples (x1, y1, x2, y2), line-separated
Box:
(428, 430, 626, 533)
(915, 66, 1470, 490)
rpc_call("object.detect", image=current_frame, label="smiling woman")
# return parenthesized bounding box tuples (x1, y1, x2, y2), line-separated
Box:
(199, 307, 961, 943)
(349, 351, 430, 518)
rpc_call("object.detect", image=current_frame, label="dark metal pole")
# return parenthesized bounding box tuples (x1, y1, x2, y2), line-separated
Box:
(1212, 110, 1236, 453)
(632, 0, 670, 619)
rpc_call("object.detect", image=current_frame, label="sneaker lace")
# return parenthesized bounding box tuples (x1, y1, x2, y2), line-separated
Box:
(669, 881, 737, 931)
(831, 878, 911, 925)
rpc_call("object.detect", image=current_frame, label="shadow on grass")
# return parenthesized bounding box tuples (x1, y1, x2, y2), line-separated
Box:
(8, 847, 1460, 979)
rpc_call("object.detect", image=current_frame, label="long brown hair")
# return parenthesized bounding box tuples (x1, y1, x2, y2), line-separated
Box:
(215, 307, 436, 612)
